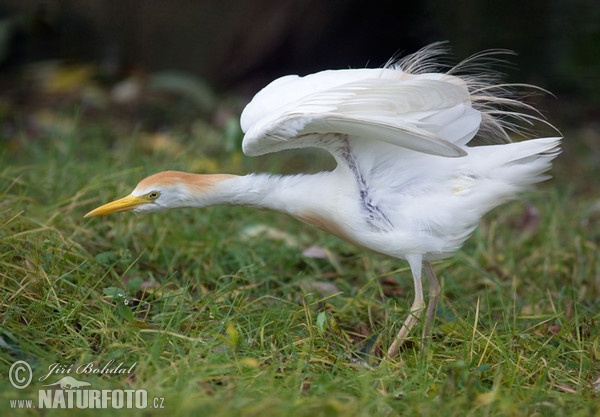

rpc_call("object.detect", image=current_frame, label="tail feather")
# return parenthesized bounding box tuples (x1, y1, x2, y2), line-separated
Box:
(494, 137, 561, 187)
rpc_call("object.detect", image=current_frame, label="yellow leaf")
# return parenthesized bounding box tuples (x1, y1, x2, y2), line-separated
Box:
(475, 390, 497, 406)
(226, 321, 238, 348)
(238, 357, 260, 368)
(43, 65, 94, 94)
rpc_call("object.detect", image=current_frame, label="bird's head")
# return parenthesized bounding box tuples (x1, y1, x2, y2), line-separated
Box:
(84, 171, 235, 218)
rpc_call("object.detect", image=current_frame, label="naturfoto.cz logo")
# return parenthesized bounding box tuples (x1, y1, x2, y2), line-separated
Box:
(7, 359, 165, 410)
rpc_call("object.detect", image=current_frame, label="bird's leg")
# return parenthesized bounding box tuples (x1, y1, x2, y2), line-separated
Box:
(387, 256, 425, 358)
(422, 261, 440, 341)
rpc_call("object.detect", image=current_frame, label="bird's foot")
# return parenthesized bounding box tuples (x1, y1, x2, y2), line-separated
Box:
(387, 301, 425, 358)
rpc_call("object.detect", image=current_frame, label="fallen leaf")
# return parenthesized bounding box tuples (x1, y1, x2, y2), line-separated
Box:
(301, 280, 341, 297)
(240, 224, 299, 247)
(380, 276, 404, 298)
(302, 245, 328, 259)
(520, 203, 541, 232)
(302, 245, 344, 273)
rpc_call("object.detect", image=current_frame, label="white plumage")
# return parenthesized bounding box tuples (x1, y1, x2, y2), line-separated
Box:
(86, 43, 561, 358)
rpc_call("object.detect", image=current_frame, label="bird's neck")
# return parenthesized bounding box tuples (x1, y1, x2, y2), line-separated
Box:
(202, 173, 332, 216)
(180, 171, 360, 247)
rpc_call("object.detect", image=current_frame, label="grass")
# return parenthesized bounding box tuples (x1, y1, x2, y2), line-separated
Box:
(0, 108, 599, 416)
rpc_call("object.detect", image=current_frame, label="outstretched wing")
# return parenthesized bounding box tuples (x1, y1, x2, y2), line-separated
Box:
(240, 68, 481, 159)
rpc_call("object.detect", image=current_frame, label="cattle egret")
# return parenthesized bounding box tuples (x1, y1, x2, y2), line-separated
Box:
(85, 43, 561, 358)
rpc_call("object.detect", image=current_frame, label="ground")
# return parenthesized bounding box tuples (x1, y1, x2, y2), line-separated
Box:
(0, 72, 598, 416)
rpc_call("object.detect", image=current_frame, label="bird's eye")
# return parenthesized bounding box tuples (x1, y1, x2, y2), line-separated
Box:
(148, 191, 160, 200)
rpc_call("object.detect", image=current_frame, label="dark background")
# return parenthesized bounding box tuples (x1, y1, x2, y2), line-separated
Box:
(0, 0, 598, 134)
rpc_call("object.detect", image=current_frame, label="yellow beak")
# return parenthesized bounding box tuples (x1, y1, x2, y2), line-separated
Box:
(84, 195, 146, 218)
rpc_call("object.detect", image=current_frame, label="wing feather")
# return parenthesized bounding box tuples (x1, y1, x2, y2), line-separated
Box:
(241, 74, 479, 158)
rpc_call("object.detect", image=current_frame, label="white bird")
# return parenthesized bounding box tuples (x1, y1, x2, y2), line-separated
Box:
(85, 43, 561, 358)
